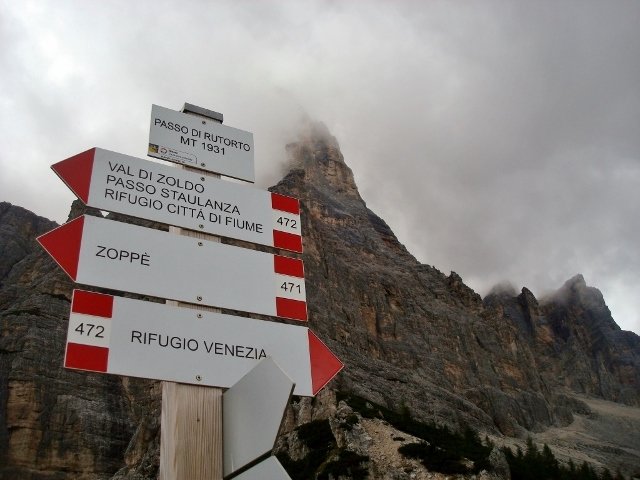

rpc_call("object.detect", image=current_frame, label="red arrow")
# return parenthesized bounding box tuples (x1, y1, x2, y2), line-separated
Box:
(52, 148, 96, 203)
(66, 290, 342, 396)
(50, 147, 304, 253)
(37, 215, 85, 280)
(37, 215, 308, 321)
(308, 330, 344, 395)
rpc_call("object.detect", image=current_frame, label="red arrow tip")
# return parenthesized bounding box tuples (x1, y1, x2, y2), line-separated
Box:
(37, 216, 85, 280)
(52, 148, 96, 203)
(308, 330, 344, 395)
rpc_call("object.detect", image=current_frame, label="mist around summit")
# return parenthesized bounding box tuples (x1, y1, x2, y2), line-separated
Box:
(0, 1, 638, 334)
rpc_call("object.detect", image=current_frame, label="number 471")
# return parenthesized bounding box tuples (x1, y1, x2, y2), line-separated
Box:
(280, 281, 301, 294)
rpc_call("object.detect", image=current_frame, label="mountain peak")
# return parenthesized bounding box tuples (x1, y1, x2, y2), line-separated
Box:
(282, 120, 362, 203)
(549, 273, 610, 314)
(286, 119, 342, 160)
(563, 273, 587, 289)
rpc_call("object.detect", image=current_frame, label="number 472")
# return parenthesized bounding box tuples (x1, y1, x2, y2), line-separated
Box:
(276, 217, 297, 229)
(75, 323, 105, 338)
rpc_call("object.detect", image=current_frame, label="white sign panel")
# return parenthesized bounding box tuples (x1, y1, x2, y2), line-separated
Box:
(64, 290, 330, 396)
(148, 104, 255, 181)
(223, 358, 294, 477)
(37, 215, 307, 321)
(51, 148, 302, 252)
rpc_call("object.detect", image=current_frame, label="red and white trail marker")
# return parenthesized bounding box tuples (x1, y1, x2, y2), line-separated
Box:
(38, 215, 307, 321)
(52, 147, 302, 253)
(64, 290, 343, 397)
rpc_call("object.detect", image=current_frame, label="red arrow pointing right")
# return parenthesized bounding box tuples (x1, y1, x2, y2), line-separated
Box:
(308, 330, 344, 395)
(64, 290, 341, 396)
(37, 216, 85, 280)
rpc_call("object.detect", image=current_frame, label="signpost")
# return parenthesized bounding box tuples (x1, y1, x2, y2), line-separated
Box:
(148, 104, 255, 182)
(158, 104, 229, 480)
(37, 215, 308, 321)
(50, 147, 302, 252)
(64, 290, 343, 397)
(38, 102, 344, 480)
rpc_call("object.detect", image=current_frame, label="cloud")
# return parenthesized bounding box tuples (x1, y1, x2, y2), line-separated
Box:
(0, 0, 638, 333)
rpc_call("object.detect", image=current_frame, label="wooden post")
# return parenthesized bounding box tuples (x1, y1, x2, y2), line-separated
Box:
(158, 104, 224, 480)
(160, 382, 222, 479)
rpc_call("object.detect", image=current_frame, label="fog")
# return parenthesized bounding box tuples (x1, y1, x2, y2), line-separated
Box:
(1, 0, 638, 332)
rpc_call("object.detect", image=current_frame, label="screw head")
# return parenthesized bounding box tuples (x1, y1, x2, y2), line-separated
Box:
(199, 224, 204, 229)
(197, 313, 203, 318)
(198, 241, 203, 246)
(197, 296, 202, 302)
(196, 375, 202, 381)
(200, 163, 206, 167)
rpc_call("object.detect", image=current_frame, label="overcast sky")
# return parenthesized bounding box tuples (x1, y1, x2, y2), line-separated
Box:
(1, 1, 638, 334)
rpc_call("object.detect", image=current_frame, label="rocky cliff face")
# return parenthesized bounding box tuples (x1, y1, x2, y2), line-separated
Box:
(0, 202, 137, 480)
(485, 275, 640, 408)
(0, 122, 639, 479)
(270, 123, 640, 476)
(276, 122, 639, 425)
